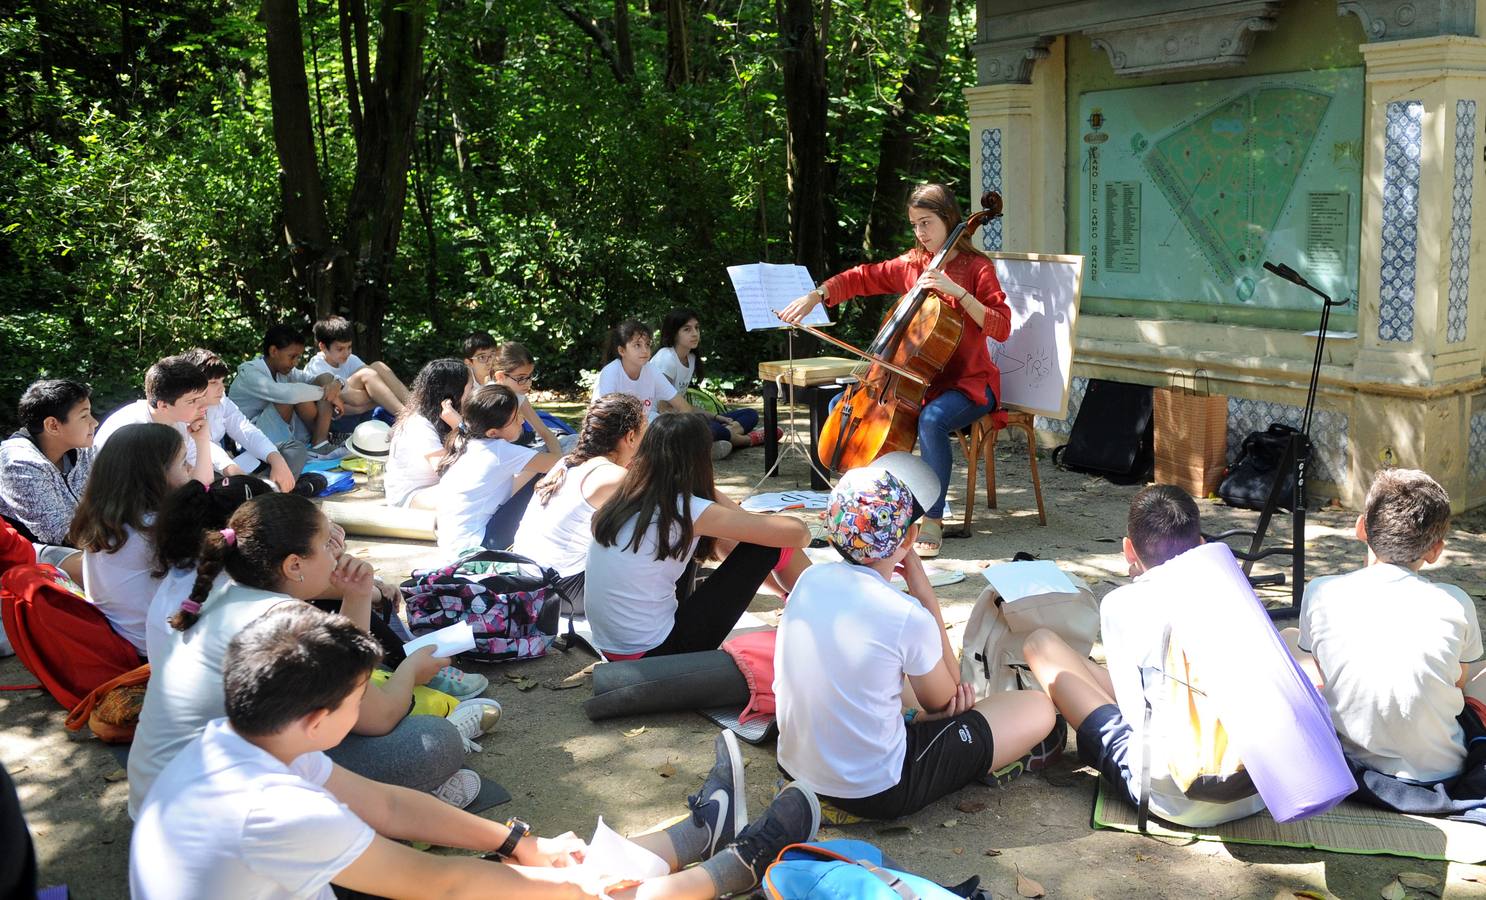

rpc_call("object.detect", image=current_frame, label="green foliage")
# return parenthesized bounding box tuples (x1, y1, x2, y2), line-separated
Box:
(0, 0, 975, 428)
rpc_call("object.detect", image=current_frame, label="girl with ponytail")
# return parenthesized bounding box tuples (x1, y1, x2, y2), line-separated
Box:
(510, 394, 645, 609)
(385, 358, 473, 509)
(435, 384, 558, 556)
(129, 492, 471, 820)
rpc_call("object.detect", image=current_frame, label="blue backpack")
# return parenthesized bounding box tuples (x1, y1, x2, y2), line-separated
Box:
(762, 840, 986, 899)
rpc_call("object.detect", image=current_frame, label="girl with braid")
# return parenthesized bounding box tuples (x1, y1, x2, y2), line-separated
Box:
(128, 493, 476, 821)
(510, 393, 646, 612)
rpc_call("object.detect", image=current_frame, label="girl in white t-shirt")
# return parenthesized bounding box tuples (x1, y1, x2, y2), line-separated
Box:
(435, 385, 558, 555)
(594, 320, 735, 460)
(585, 412, 812, 660)
(510, 393, 645, 611)
(651, 308, 763, 451)
(71, 422, 198, 655)
(385, 359, 472, 509)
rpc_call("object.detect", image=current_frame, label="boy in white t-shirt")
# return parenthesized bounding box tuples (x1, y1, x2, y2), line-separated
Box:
(1287, 469, 1483, 783)
(775, 456, 1058, 821)
(305, 316, 410, 416)
(132, 602, 820, 900)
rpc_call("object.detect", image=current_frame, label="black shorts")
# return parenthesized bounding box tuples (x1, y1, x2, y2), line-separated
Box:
(818, 712, 997, 820)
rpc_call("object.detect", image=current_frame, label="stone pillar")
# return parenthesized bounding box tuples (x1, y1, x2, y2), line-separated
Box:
(1351, 36, 1486, 509)
(966, 38, 1066, 253)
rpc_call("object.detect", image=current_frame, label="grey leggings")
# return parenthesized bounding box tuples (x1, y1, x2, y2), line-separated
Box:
(326, 714, 465, 793)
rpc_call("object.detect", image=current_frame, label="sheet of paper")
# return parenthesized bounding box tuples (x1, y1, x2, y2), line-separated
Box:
(402, 620, 476, 658)
(981, 559, 1077, 602)
(740, 490, 831, 512)
(584, 817, 670, 893)
(727, 263, 833, 332)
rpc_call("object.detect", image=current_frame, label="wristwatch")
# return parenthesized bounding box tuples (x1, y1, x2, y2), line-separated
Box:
(494, 818, 530, 860)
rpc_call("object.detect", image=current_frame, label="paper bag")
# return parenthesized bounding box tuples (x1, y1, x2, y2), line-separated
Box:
(1154, 371, 1227, 498)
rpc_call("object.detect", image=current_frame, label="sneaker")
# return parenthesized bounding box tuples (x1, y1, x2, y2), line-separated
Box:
(432, 768, 481, 808)
(748, 429, 766, 447)
(982, 717, 1067, 787)
(448, 698, 503, 752)
(688, 730, 748, 859)
(426, 665, 489, 701)
(711, 782, 821, 894)
(308, 437, 350, 461)
(711, 439, 734, 461)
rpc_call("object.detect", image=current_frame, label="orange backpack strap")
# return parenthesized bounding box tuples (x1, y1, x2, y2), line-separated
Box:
(66, 663, 150, 732)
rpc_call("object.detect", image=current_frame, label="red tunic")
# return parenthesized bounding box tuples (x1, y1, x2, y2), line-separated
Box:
(821, 249, 1011, 406)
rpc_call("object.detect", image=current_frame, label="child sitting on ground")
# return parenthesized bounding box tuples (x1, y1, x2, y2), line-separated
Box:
(227, 323, 345, 458)
(305, 315, 411, 416)
(585, 412, 811, 660)
(435, 384, 559, 556)
(131, 602, 821, 900)
(1021, 484, 1267, 827)
(512, 394, 645, 611)
(488, 341, 577, 454)
(775, 459, 1058, 821)
(92, 355, 215, 487)
(650, 308, 764, 452)
(594, 320, 733, 460)
(384, 359, 472, 509)
(71, 423, 198, 655)
(0, 379, 95, 578)
(128, 492, 481, 819)
(182, 348, 299, 492)
(462, 330, 499, 386)
(1288, 468, 1482, 783)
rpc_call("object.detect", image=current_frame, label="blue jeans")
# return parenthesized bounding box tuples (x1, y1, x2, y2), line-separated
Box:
(918, 388, 996, 519)
(480, 478, 537, 551)
(709, 408, 759, 442)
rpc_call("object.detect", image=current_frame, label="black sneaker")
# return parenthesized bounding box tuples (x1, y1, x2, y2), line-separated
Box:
(982, 715, 1067, 787)
(718, 781, 821, 892)
(687, 730, 747, 859)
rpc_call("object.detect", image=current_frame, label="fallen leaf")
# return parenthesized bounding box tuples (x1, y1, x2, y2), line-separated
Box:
(1135, 852, 1150, 862)
(516, 677, 538, 692)
(956, 799, 987, 814)
(544, 679, 583, 690)
(102, 768, 126, 783)
(1397, 873, 1438, 889)
(562, 664, 597, 684)
(875, 824, 913, 836)
(1290, 891, 1328, 899)
(1380, 879, 1405, 900)
(1016, 866, 1045, 899)
(623, 727, 647, 738)
(953, 848, 964, 856)
(941, 819, 958, 828)
(655, 763, 677, 778)
(984, 849, 1003, 857)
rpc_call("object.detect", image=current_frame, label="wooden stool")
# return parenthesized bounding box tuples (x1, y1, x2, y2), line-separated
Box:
(953, 409, 1046, 529)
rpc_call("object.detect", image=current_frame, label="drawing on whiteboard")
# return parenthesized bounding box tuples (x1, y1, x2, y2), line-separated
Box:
(1028, 345, 1051, 387)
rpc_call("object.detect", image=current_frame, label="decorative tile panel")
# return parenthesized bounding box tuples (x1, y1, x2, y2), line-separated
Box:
(1448, 99, 1475, 344)
(1035, 376, 1087, 437)
(981, 128, 1003, 252)
(1225, 398, 1349, 486)
(1471, 410, 1486, 483)
(1378, 100, 1422, 343)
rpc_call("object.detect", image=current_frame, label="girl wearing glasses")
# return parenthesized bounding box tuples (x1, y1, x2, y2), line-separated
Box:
(487, 342, 578, 454)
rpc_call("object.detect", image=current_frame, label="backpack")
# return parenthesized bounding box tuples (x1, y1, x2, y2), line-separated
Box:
(1217, 423, 1307, 511)
(762, 840, 989, 899)
(960, 564, 1097, 697)
(1136, 621, 1254, 830)
(1052, 379, 1154, 484)
(400, 549, 568, 663)
(0, 564, 143, 710)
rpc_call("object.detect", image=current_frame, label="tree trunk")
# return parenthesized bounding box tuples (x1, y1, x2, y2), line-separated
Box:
(340, 0, 428, 361)
(775, 0, 828, 279)
(261, 0, 340, 320)
(553, 0, 629, 84)
(614, 0, 634, 80)
(863, 0, 952, 258)
(664, 0, 689, 90)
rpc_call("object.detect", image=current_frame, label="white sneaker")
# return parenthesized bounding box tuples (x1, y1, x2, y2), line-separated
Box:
(448, 698, 503, 752)
(433, 768, 481, 808)
(711, 440, 733, 461)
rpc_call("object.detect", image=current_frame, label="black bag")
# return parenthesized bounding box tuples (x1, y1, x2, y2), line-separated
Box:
(1052, 379, 1154, 485)
(1217, 423, 1307, 512)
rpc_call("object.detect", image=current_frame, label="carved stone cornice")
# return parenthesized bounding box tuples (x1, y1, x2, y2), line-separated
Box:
(972, 36, 1054, 85)
(1082, 2, 1282, 76)
(1337, 1, 1475, 43)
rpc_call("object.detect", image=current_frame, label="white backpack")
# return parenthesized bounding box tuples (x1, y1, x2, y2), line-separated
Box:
(960, 566, 1098, 697)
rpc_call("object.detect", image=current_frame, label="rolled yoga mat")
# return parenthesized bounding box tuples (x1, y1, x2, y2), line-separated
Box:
(321, 500, 436, 541)
(1148, 542, 1353, 823)
(584, 650, 751, 721)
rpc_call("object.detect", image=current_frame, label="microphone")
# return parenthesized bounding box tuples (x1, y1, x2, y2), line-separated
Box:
(1263, 260, 1310, 289)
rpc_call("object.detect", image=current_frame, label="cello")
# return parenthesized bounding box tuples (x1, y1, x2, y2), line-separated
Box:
(786, 191, 1004, 473)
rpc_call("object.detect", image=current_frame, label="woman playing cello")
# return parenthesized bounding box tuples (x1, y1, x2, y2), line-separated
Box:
(778, 183, 1011, 558)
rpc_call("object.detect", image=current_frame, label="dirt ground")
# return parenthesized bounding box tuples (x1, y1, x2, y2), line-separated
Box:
(8, 407, 1486, 898)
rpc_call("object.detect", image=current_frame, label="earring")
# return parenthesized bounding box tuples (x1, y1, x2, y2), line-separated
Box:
(297, 574, 305, 583)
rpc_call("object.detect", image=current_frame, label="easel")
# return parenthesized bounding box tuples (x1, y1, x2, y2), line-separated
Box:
(1206, 261, 1349, 619)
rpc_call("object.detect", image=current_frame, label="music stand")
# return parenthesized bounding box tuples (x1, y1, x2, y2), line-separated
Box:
(754, 325, 838, 491)
(1205, 261, 1349, 619)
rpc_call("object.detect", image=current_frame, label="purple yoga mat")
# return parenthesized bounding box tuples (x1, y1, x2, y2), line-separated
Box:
(1146, 543, 1353, 822)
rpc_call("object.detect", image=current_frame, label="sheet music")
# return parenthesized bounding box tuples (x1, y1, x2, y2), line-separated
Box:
(727, 263, 833, 332)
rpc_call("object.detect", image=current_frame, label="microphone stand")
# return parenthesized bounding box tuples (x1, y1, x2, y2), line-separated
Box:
(1222, 261, 1349, 617)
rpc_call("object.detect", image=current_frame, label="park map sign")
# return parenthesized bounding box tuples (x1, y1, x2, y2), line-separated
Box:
(1077, 68, 1363, 312)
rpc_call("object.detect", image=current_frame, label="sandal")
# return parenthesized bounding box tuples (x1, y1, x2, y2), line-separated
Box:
(914, 518, 943, 559)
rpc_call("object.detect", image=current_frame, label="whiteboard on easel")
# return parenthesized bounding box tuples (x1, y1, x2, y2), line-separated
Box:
(986, 252, 1085, 420)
